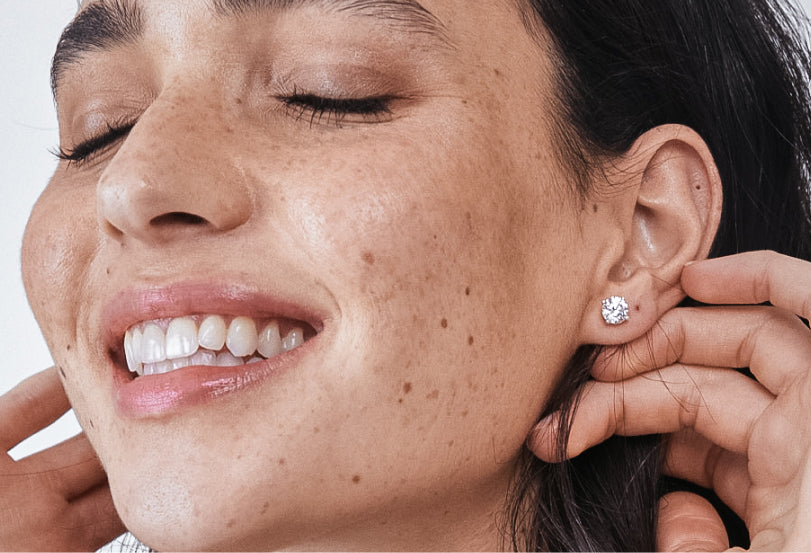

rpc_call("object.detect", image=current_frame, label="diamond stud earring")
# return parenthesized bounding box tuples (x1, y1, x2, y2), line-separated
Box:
(602, 296, 630, 325)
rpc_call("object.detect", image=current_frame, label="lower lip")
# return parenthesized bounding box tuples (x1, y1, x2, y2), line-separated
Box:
(113, 345, 309, 418)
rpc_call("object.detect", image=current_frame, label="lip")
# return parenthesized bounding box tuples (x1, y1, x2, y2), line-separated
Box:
(102, 280, 330, 418)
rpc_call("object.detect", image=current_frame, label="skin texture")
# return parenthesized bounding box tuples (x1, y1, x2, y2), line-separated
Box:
(17, 0, 808, 551)
(22, 1, 595, 549)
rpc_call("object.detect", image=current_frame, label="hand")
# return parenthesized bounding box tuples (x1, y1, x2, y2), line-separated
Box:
(0, 367, 125, 551)
(528, 251, 811, 551)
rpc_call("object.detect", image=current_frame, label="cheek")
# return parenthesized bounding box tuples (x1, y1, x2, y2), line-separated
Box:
(22, 177, 98, 392)
(276, 124, 573, 452)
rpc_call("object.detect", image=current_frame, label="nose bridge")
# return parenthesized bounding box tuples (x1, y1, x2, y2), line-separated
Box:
(97, 85, 253, 243)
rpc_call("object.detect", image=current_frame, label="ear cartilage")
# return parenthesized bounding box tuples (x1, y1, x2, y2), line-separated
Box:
(602, 296, 630, 325)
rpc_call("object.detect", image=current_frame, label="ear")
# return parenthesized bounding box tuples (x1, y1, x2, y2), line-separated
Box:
(578, 125, 723, 346)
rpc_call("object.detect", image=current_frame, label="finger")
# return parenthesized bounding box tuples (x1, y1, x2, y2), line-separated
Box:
(528, 365, 772, 461)
(593, 305, 811, 395)
(20, 433, 108, 499)
(682, 251, 811, 320)
(0, 367, 70, 451)
(664, 429, 750, 518)
(65, 485, 126, 552)
(656, 492, 729, 552)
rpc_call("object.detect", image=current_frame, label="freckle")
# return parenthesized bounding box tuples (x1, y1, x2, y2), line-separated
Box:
(106, 267, 111, 275)
(237, 454, 243, 460)
(426, 389, 439, 400)
(352, 475, 361, 484)
(461, 409, 469, 418)
(261, 501, 270, 515)
(465, 286, 471, 296)
(441, 318, 448, 329)
(362, 251, 375, 265)
(447, 440, 454, 447)
(398, 398, 403, 404)
(278, 458, 286, 466)
(468, 336, 474, 346)
(235, 98, 243, 105)
(635, 304, 641, 312)
(403, 382, 412, 394)
(66, 344, 71, 351)
(593, 204, 598, 213)
(227, 519, 236, 528)
(494, 68, 502, 77)
(313, 427, 320, 434)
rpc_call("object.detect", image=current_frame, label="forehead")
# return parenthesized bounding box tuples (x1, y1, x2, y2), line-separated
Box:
(54, 0, 535, 95)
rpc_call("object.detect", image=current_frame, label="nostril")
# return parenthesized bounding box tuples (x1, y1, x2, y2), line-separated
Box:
(150, 212, 209, 227)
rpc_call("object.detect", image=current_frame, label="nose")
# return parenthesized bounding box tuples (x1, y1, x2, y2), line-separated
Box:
(97, 93, 253, 244)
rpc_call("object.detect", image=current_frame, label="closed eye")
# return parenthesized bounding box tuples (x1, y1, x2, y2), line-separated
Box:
(278, 93, 394, 127)
(55, 120, 135, 167)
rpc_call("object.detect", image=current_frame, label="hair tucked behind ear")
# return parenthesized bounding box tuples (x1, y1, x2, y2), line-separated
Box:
(507, 1, 811, 550)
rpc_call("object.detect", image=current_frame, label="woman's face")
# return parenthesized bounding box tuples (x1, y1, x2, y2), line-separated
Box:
(22, 0, 602, 549)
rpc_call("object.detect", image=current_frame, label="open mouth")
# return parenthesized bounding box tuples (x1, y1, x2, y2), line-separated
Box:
(123, 314, 317, 377)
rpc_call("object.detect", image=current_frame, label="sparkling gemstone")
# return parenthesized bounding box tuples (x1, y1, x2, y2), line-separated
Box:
(602, 296, 629, 325)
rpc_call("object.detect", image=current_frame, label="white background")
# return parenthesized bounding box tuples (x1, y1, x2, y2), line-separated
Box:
(2, 1, 811, 458)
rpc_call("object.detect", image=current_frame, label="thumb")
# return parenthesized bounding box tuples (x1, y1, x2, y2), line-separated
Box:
(657, 491, 729, 552)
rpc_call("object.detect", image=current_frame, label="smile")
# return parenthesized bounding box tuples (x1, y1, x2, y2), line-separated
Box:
(124, 315, 310, 377)
(103, 282, 330, 417)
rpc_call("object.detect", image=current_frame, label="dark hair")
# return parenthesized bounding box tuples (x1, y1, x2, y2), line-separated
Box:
(506, 1, 811, 550)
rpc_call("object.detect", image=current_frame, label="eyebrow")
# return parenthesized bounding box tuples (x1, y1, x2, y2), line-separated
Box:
(51, 0, 143, 95)
(214, 0, 448, 39)
(51, 0, 450, 97)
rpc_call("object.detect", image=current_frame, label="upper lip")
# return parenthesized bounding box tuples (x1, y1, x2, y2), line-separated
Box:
(100, 278, 332, 367)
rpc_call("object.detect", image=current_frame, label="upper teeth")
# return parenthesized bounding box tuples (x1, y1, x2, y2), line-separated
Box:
(123, 315, 305, 377)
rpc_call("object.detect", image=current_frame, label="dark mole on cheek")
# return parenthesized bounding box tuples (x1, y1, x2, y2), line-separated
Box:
(468, 336, 475, 346)
(66, 344, 72, 351)
(362, 251, 375, 265)
(403, 382, 413, 394)
(465, 286, 471, 296)
(440, 318, 448, 329)
(352, 475, 361, 484)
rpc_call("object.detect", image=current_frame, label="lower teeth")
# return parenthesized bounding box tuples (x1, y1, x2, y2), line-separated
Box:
(135, 348, 269, 377)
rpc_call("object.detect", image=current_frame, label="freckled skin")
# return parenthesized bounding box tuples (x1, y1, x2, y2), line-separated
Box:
(22, 1, 609, 550)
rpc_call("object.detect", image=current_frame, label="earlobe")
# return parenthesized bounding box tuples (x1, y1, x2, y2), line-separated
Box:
(579, 125, 723, 346)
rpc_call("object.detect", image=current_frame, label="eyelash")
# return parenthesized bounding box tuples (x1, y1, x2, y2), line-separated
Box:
(55, 120, 135, 167)
(55, 93, 394, 166)
(278, 92, 394, 127)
